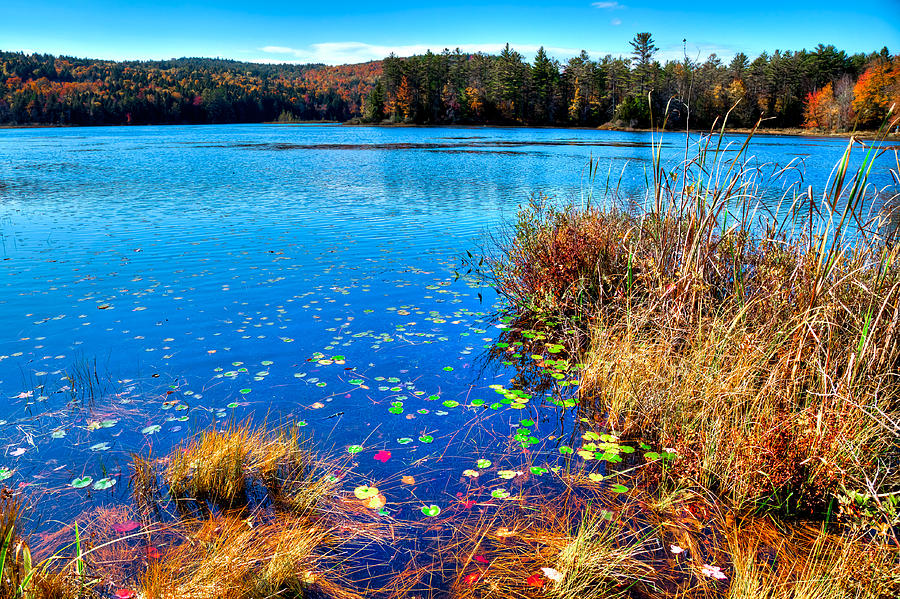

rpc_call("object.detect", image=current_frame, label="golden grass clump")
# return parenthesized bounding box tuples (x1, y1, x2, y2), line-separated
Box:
(161, 422, 339, 514)
(138, 514, 363, 599)
(440, 487, 661, 599)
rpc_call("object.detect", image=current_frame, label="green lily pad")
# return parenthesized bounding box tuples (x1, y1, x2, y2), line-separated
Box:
(421, 505, 441, 517)
(93, 477, 116, 490)
(491, 489, 510, 499)
(418, 435, 434, 444)
(0, 468, 12, 481)
(70, 476, 93, 489)
(141, 425, 161, 435)
(347, 445, 364, 454)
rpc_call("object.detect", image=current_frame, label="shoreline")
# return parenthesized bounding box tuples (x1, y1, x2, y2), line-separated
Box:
(2, 120, 895, 141)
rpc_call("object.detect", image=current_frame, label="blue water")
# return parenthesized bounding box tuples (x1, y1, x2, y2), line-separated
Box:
(0, 124, 896, 528)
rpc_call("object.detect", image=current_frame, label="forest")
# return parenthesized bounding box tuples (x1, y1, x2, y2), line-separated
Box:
(1, 34, 898, 130)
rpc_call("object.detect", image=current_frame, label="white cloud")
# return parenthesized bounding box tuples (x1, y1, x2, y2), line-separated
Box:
(592, 2, 625, 9)
(258, 42, 620, 65)
(611, 18, 622, 26)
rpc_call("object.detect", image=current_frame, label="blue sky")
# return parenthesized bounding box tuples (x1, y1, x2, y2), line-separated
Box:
(2, 0, 898, 65)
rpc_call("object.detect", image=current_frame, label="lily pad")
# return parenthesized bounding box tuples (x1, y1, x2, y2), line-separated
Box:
(354, 485, 379, 500)
(93, 477, 117, 490)
(70, 476, 93, 489)
(421, 504, 441, 517)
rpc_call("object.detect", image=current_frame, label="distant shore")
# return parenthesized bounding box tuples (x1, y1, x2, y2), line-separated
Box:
(2, 120, 896, 141)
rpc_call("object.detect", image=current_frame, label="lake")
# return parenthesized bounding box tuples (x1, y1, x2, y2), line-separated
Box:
(0, 124, 896, 533)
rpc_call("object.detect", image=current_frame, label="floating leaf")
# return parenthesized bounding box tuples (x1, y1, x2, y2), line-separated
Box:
(0, 468, 12, 481)
(112, 521, 140, 533)
(475, 459, 492, 469)
(418, 435, 434, 444)
(373, 450, 391, 463)
(141, 425, 161, 435)
(366, 494, 387, 509)
(401, 476, 416, 485)
(70, 476, 93, 489)
(347, 445, 364, 454)
(397, 437, 414, 445)
(421, 505, 441, 517)
(610, 484, 629, 493)
(93, 477, 116, 490)
(491, 489, 510, 499)
(354, 485, 379, 500)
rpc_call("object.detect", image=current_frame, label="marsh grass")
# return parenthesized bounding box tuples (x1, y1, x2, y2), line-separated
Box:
(488, 118, 900, 517)
(14, 423, 384, 599)
(162, 421, 343, 515)
(137, 514, 365, 599)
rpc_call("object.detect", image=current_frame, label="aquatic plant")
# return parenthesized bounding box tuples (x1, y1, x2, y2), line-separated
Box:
(486, 120, 900, 517)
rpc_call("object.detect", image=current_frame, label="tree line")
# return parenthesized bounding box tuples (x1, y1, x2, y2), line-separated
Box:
(2, 37, 898, 130)
(364, 37, 898, 131)
(0, 52, 379, 125)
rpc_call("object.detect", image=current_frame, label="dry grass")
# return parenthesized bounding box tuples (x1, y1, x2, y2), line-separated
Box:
(138, 514, 363, 599)
(488, 127, 900, 516)
(162, 422, 341, 516)
(429, 483, 664, 599)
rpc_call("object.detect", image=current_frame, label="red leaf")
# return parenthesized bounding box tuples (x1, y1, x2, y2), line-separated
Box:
(112, 520, 140, 533)
(463, 571, 482, 586)
(146, 546, 160, 559)
(527, 574, 545, 588)
(373, 450, 391, 463)
(114, 590, 136, 599)
(474, 555, 489, 565)
(460, 499, 476, 509)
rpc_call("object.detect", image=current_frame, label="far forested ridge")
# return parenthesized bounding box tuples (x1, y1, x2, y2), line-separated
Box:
(1, 35, 897, 131)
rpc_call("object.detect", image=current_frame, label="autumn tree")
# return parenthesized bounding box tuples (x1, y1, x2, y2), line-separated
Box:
(852, 56, 900, 127)
(803, 82, 837, 129)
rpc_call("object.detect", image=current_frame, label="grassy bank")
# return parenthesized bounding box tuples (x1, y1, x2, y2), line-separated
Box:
(478, 119, 900, 583)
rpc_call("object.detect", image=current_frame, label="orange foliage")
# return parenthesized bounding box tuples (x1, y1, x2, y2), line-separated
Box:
(803, 82, 836, 130)
(851, 57, 900, 127)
